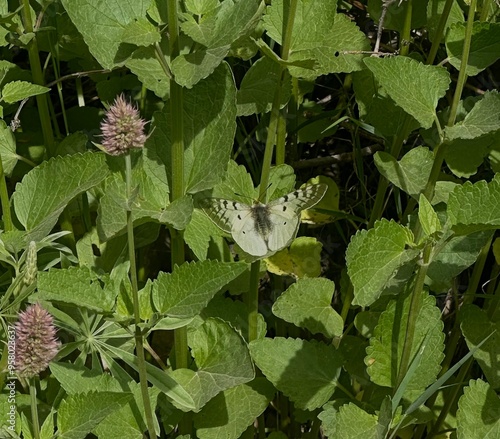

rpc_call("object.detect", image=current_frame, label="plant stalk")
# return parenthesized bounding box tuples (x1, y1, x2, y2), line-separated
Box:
(125, 155, 157, 438)
(29, 377, 40, 439)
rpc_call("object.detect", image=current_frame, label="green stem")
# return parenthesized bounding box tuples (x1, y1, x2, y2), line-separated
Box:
(399, 0, 412, 57)
(0, 150, 12, 231)
(246, 261, 260, 342)
(19, 0, 55, 157)
(125, 155, 157, 438)
(426, 0, 454, 65)
(29, 377, 40, 439)
(395, 244, 432, 390)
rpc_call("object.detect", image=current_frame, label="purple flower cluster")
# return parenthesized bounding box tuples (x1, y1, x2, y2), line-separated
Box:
(100, 94, 147, 156)
(15, 303, 60, 378)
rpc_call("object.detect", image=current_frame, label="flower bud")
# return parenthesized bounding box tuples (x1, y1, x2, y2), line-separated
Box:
(23, 241, 37, 286)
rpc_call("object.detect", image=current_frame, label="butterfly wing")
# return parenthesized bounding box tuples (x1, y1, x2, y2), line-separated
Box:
(266, 184, 327, 252)
(202, 198, 269, 256)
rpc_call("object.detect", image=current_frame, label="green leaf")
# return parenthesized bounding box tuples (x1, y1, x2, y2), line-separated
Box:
(58, 391, 133, 439)
(184, 208, 220, 260)
(185, 0, 219, 15)
(426, 0, 464, 43)
(152, 260, 248, 317)
(60, 0, 151, 69)
(457, 379, 500, 438)
(319, 403, 379, 439)
(446, 22, 500, 76)
(272, 278, 343, 338)
(0, 120, 18, 176)
(236, 56, 291, 116)
(364, 56, 450, 129)
(12, 152, 109, 241)
(37, 267, 117, 312)
(374, 147, 434, 198)
(172, 318, 255, 411)
(418, 194, 442, 237)
(426, 231, 493, 290)
(249, 337, 342, 411)
(353, 68, 420, 139)
(366, 291, 445, 394)
(447, 176, 500, 235)
(264, 0, 369, 79)
(445, 91, 500, 140)
(147, 63, 237, 194)
(1, 80, 49, 103)
(193, 378, 275, 439)
(172, 0, 261, 88)
(460, 305, 500, 389)
(444, 135, 494, 178)
(367, 0, 429, 32)
(346, 219, 417, 306)
(121, 18, 160, 46)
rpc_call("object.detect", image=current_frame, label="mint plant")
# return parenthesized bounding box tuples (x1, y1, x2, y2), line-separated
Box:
(1, 0, 500, 438)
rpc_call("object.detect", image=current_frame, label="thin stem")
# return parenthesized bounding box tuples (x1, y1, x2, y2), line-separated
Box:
(125, 154, 157, 438)
(19, 0, 55, 157)
(395, 244, 432, 390)
(246, 261, 260, 342)
(399, 0, 412, 57)
(426, 0, 454, 65)
(0, 150, 12, 231)
(29, 377, 40, 439)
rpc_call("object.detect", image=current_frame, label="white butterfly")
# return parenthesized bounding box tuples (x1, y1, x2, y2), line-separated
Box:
(202, 184, 327, 257)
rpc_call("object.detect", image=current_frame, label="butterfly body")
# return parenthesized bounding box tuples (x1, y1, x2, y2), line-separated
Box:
(203, 184, 327, 257)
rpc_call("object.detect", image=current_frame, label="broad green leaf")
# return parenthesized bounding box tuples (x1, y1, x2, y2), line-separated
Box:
(266, 237, 323, 279)
(368, 0, 429, 32)
(447, 176, 500, 235)
(319, 403, 379, 439)
(272, 278, 343, 338)
(364, 57, 450, 129)
(172, 318, 255, 411)
(457, 379, 500, 438)
(418, 194, 442, 237)
(353, 68, 420, 139)
(374, 147, 434, 198)
(121, 17, 160, 46)
(37, 267, 117, 312)
(444, 136, 494, 178)
(173, 0, 262, 88)
(460, 305, 500, 389)
(60, 0, 151, 69)
(147, 63, 237, 194)
(445, 91, 500, 140)
(346, 220, 417, 306)
(152, 260, 247, 317)
(0, 393, 21, 435)
(184, 209, 220, 260)
(446, 22, 500, 76)
(126, 45, 170, 99)
(249, 337, 342, 411)
(264, 0, 369, 79)
(366, 291, 445, 394)
(236, 56, 291, 116)
(0, 120, 18, 176)
(58, 391, 133, 439)
(201, 295, 267, 341)
(193, 378, 275, 439)
(12, 152, 109, 241)
(426, 0, 464, 43)
(426, 231, 493, 290)
(1, 80, 49, 103)
(50, 363, 122, 394)
(94, 383, 160, 439)
(185, 0, 219, 15)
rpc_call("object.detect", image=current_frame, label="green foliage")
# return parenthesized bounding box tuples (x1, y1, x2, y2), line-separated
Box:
(0, 0, 499, 438)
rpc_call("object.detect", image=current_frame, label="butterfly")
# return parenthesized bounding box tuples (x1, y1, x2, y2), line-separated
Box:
(202, 184, 327, 257)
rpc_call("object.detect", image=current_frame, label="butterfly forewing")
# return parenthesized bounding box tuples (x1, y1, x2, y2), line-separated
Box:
(202, 199, 251, 234)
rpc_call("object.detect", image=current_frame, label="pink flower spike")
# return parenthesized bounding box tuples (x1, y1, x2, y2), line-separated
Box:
(15, 303, 60, 378)
(100, 94, 147, 156)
